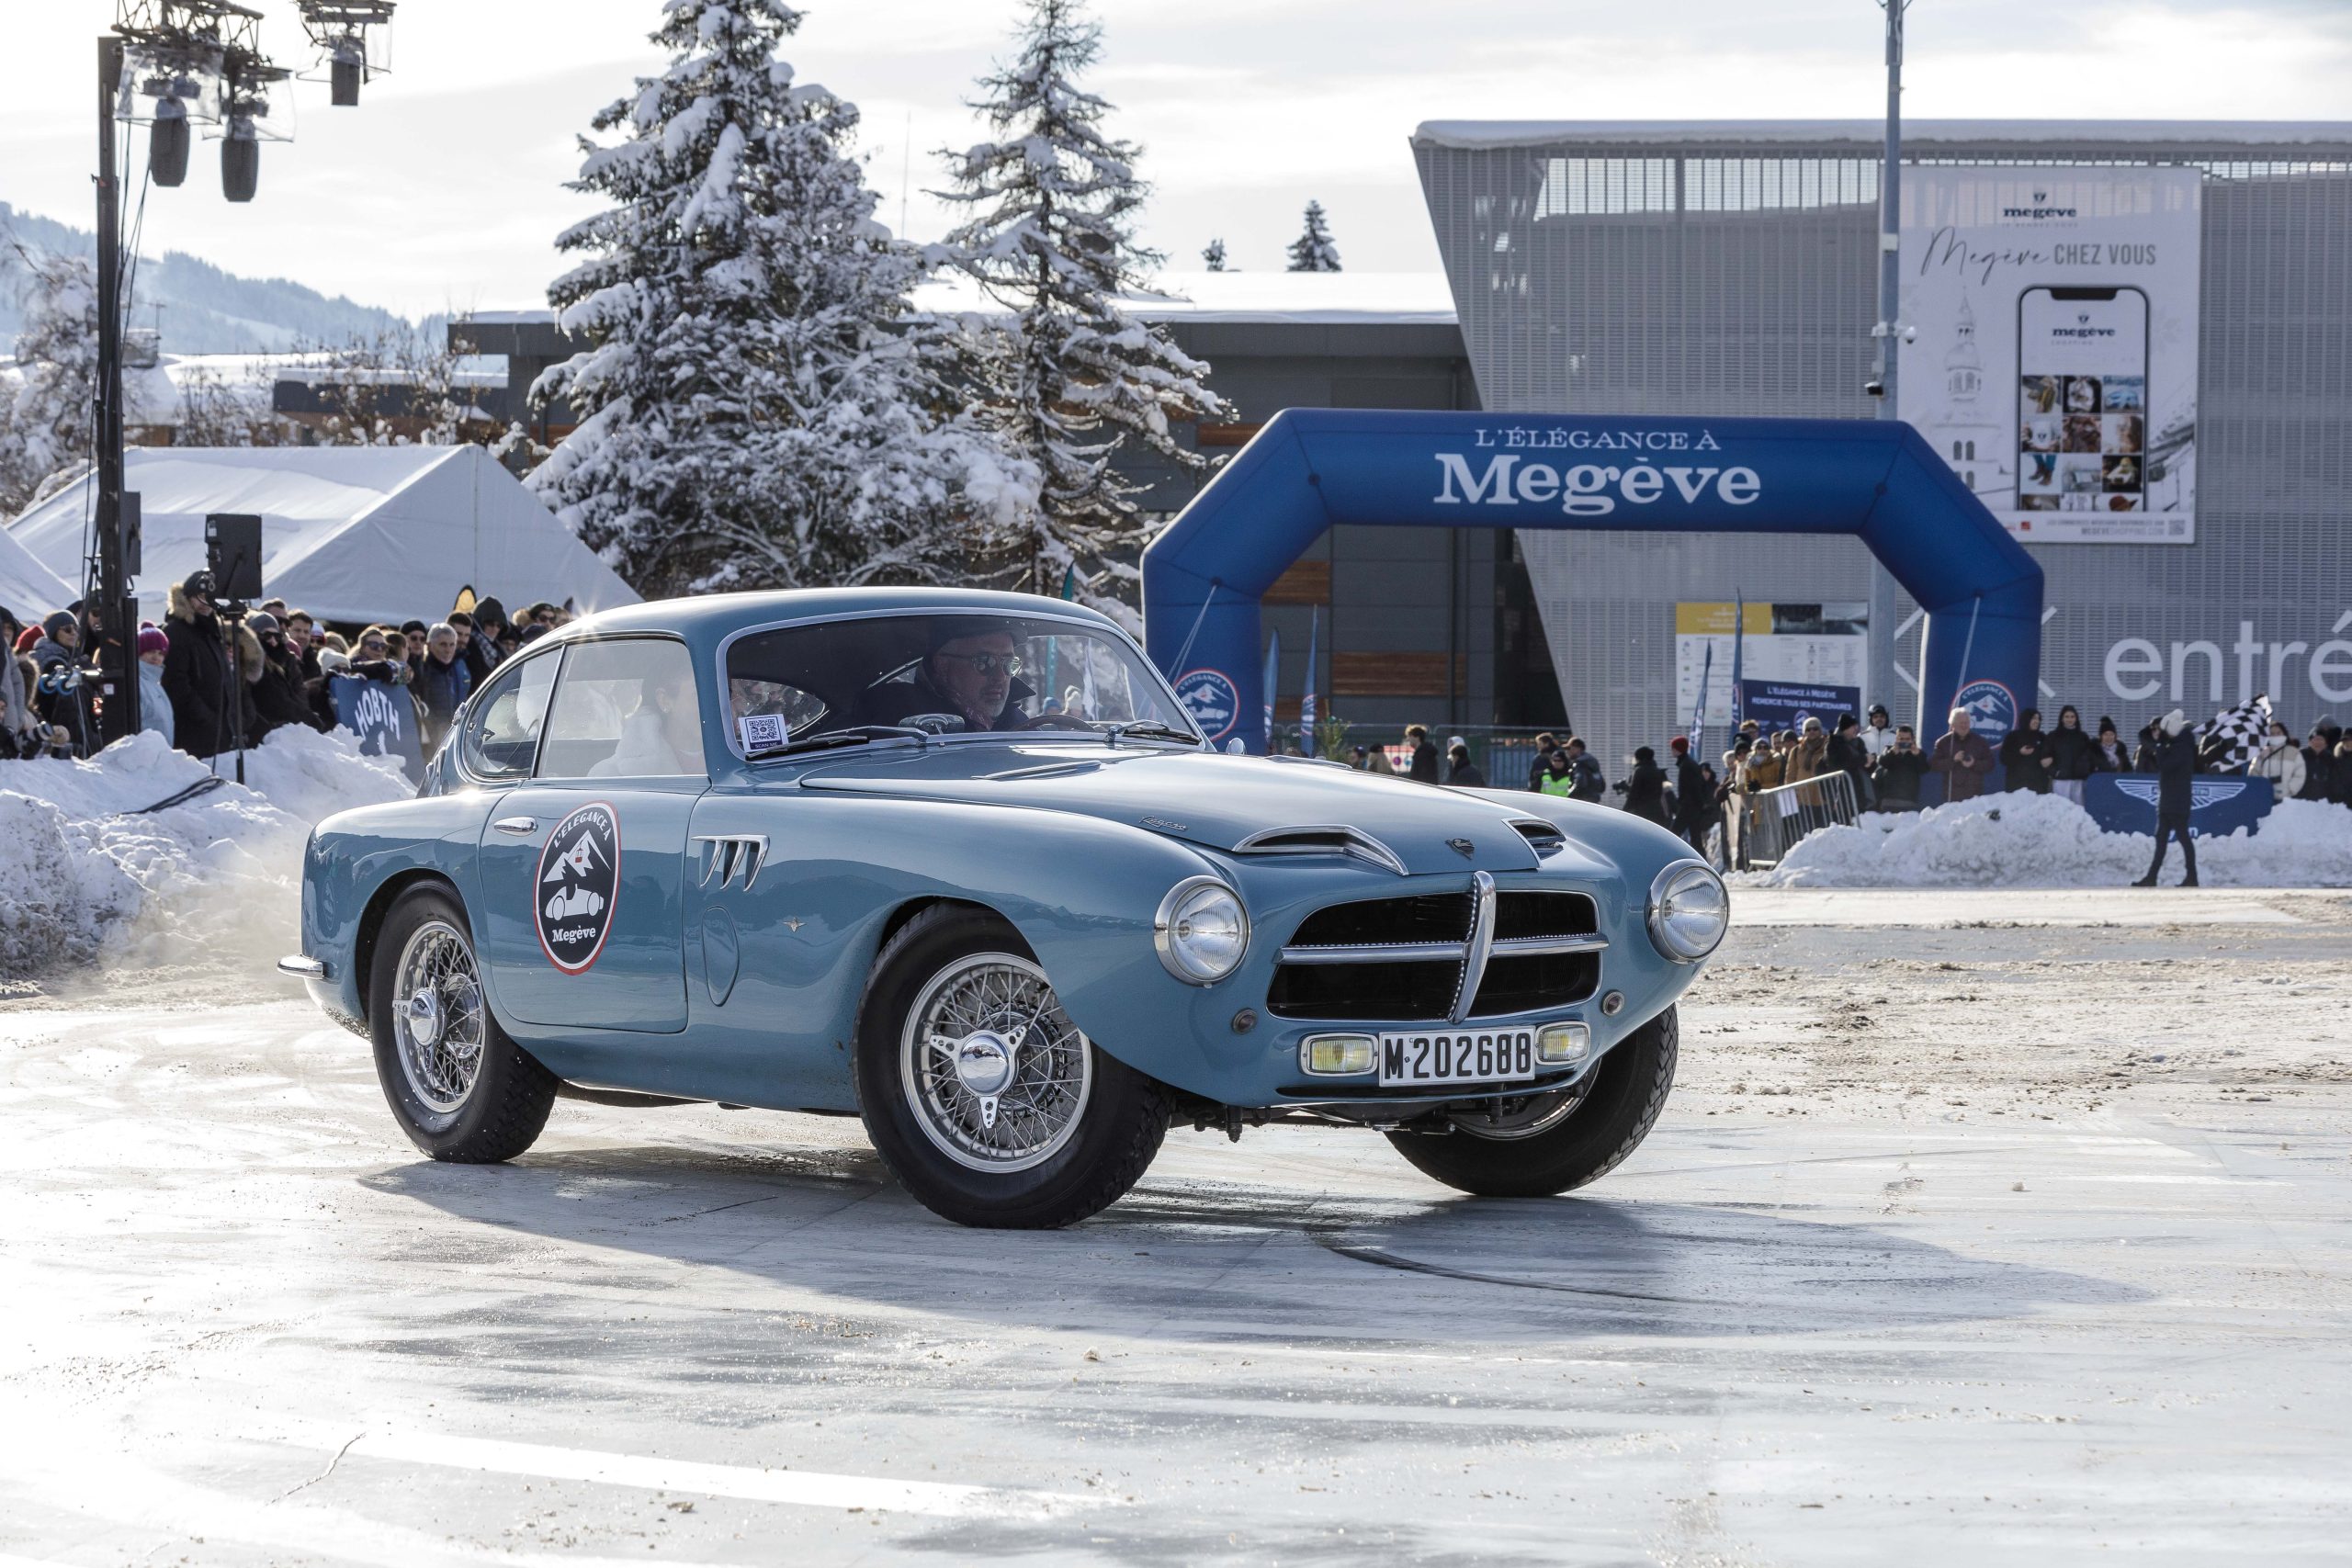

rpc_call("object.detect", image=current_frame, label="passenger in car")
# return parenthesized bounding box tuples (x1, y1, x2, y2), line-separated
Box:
(589, 671, 704, 776)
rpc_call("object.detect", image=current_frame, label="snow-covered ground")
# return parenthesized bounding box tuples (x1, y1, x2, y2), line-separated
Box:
(1736, 791, 2352, 889)
(0, 727, 411, 976)
(0, 886, 2346, 1562)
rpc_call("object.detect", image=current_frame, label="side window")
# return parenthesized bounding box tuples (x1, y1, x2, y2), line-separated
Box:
(537, 639, 707, 780)
(459, 653, 560, 781)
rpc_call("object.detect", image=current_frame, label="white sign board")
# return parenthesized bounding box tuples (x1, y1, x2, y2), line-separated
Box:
(1899, 166, 2201, 545)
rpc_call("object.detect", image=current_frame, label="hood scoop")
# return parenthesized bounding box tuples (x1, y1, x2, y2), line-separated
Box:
(1230, 825, 1409, 877)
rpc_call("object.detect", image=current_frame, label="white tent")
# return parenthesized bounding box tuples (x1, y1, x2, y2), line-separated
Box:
(8, 446, 639, 626)
(0, 521, 76, 621)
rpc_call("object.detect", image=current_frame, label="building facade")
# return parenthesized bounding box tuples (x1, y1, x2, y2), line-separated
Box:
(1413, 120, 2352, 770)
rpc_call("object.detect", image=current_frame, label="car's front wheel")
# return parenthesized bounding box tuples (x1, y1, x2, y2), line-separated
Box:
(368, 882, 556, 1163)
(854, 905, 1169, 1228)
(1385, 1006, 1678, 1197)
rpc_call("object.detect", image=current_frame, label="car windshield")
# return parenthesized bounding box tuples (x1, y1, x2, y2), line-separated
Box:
(724, 613, 1199, 753)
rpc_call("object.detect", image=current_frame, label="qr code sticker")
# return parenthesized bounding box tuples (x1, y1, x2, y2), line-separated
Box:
(738, 712, 788, 751)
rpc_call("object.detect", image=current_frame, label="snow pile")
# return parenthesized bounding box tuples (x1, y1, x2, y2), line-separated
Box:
(0, 728, 412, 976)
(1736, 791, 2352, 889)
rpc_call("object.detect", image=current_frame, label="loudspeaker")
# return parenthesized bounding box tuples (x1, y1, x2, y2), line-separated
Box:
(149, 110, 189, 186)
(331, 58, 362, 106)
(221, 135, 258, 203)
(203, 513, 265, 601)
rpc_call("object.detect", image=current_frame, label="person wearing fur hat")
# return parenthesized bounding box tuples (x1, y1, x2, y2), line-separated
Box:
(2133, 707, 2199, 887)
(135, 626, 173, 747)
(163, 570, 261, 761)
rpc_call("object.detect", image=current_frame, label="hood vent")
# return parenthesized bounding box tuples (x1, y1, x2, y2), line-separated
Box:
(1509, 818, 1566, 857)
(1230, 825, 1409, 878)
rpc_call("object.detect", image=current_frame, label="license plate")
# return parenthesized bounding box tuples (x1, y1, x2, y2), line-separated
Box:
(1378, 1028, 1538, 1088)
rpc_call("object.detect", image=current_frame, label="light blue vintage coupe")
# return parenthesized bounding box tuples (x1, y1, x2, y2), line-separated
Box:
(283, 589, 1726, 1227)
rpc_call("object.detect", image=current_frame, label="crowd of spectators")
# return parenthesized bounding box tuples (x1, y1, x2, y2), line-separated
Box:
(0, 586, 581, 766)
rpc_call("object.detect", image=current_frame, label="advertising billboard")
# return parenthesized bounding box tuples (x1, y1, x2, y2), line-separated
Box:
(1899, 166, 2201, 545)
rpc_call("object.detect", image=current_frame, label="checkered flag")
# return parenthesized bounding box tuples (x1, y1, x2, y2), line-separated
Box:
(2199, 694, 2272, 773)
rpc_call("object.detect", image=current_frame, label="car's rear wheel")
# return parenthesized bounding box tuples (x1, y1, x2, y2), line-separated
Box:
(1385, 1006, 1678, 1197)
(854, 905, 1169, 1228)
(368, 883, 555, 1163)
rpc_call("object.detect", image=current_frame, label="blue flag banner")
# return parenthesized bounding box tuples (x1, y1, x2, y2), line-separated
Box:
(2084, 773, 2275, 839)
(330, 673, 426, 783)
(1299, 607, 1318, 739)
(1261, 629, 1280, 750)
(1728, 592, 1746, 729)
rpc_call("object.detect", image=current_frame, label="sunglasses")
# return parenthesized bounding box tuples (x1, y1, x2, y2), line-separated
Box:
(937, 651, 1021, 677)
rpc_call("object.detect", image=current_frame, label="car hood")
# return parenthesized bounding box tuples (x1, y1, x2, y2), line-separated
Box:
(795, 743, 1606, 876)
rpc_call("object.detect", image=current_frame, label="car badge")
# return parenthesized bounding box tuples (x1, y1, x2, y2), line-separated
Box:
(1448, 838, 1476, 858)
(782, 917, 805, 932)
(1140, 817, 1188, 832)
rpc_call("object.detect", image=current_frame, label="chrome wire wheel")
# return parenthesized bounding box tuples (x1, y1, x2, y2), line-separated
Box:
(899, 952, 1093, 1174)
(1448, 1078, 1592, 1142)
(392, 918, 487, 1115)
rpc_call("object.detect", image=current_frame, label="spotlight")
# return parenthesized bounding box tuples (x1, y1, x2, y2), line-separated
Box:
(221, 122, 258, 202)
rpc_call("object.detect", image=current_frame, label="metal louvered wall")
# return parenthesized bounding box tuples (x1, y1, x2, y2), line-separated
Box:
(1415, 128, 2352, 772)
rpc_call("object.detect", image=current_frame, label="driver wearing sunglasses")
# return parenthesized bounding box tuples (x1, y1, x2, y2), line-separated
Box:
(918, 621, 1032, 732)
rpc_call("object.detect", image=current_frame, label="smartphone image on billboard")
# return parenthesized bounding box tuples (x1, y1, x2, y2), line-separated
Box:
(2017, 286, 2149, 514)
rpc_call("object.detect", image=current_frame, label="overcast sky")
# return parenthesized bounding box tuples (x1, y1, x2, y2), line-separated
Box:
(2, 0, 2346, 321)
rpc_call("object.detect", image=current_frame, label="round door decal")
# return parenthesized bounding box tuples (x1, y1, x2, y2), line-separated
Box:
(535, 802, 621, 974)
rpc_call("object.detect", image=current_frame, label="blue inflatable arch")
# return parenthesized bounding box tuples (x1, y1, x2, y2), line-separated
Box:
(1143, 409, 2042, 755)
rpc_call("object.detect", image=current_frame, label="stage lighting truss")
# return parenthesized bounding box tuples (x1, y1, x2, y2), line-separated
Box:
(295, 2, 396, 106)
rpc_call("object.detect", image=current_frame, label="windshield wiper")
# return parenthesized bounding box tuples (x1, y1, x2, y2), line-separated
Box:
(1104, 720, 1201, 748)
(747, 725, 930, 761)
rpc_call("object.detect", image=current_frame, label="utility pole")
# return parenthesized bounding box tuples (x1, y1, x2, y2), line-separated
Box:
(1871, 0, 1907, 414)
(94, 35, 139, 742)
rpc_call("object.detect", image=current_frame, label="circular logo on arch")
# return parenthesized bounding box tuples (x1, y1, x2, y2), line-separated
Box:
(1173, 668, 1240, 741)
(1954, 679, 2018, 744)
(535, 802, 620, 975)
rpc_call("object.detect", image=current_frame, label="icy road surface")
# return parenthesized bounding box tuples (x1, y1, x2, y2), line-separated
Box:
(3, 888, 2348, 1565)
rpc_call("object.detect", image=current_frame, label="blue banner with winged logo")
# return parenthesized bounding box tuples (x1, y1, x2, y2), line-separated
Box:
(2084, 773, 2275, 838)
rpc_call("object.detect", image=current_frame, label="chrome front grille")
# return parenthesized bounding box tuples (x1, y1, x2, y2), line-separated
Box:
(1267, 879, 1602, 1021)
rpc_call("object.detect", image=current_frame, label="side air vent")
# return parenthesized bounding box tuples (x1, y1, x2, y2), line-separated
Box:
(1509, 818, 1566, 856)
(1231, 825, 1408, 877)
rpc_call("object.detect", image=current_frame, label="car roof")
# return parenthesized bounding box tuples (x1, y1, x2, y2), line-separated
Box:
(531, 586, 1132, 649)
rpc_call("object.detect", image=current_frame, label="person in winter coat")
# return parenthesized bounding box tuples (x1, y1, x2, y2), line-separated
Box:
(1787, 718, 1831, 808)
(163, 572, 263, 761)
(1826, 712, 1873, 808)
(2047, 705, 2097, 806)
(414, 622, 474, 756)
(1619, 746, 1671, 827)
(29, 610, 95, 756)
(2250, 720, 2306, 801)
(1537, 749, 1577, 797)
(1998, 707, 2055, 794)
(1929, 707, 1996, 802)
(1871, 724, 1930, 810)
(1669, 735, 1713, 851)
(2336, 733, 2352, 807)
(244, 612, 313, 740)
(1404, 725, 1441, 783)
(2091, 717, 2132, 773)
(2133, 707, 2199, 886)
(1859, 703, 1897, 764)
(1445, 743, 1486, 787)
(1563, 738, 1606, 802)
(1524, 732, 1558, 791)
(0, 607, 42, 759)
(2300, 725, 2342, 804)
(136, 626, 173, 748)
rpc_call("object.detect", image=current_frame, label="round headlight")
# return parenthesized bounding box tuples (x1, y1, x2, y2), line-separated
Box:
(1154, 877, 1250, 985)
(1647, 861, 1728, 963)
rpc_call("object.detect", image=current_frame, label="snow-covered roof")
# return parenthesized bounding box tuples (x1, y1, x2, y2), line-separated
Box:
(0, 521, 75, 620)
(1413, 118, 2352, 151)
(7, 446, 639, 626)
(907, 270, 1457, 325)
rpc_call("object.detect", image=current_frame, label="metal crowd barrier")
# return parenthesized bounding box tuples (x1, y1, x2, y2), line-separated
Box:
(1728, 770, 1860, 869)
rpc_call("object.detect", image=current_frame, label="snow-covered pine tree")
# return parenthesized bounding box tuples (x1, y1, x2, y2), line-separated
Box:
(1201, 237, 1227, 272)
(530, 0, 1020, 597)
(940, 0, 1229, 627)
(0, 245, 98, 516)
(1285, 200, 1341, 273)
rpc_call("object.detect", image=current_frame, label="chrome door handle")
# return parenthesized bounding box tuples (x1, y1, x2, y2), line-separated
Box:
(492, 817, 538, 835)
